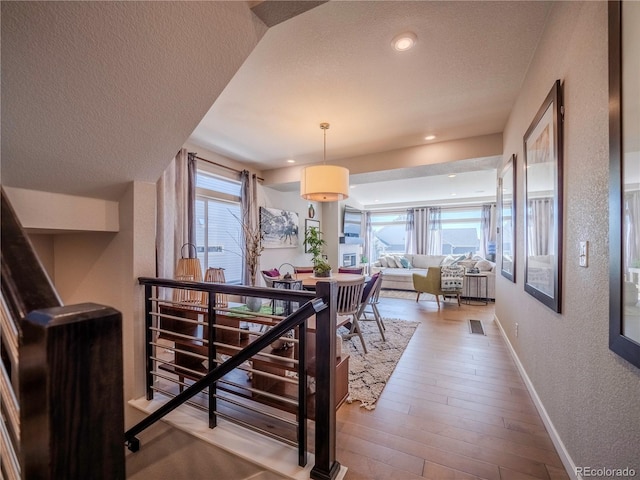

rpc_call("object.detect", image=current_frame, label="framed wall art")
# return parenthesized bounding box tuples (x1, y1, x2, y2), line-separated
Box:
(609, 0, 640, 369)
(260, 207, 299, 249)
(523, 79, 563, 312)
(499, 154, 516, 282)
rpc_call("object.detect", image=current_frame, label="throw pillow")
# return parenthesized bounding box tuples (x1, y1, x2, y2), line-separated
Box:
(441, 265, 464, 291)
(441, 255, 456, 266)
(393, 255, 405, 267)
(262, 268, 280, 277)
(458, 260, 476, 270)
(378, 256, 389, 268)
(450, 254, 467, 265)
(475, 259, 495, 272)
(386, 256, 398, 268)
(399, 257, 411, 268)
(361, 272, 380, 301)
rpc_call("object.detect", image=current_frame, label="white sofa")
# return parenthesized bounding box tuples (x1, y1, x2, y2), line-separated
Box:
(370, 253, 496, 300)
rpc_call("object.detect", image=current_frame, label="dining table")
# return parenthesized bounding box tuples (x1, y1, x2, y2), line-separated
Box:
(293, 272, 366, 290)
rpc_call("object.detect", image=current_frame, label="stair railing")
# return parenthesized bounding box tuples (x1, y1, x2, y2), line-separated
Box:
(0, 189, 125, 479)
(129, 276, 342, 480)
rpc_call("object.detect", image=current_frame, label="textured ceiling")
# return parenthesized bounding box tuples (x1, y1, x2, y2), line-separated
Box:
(1, 1, 552, 205)
(189, 0, 552, 198)
(1, 1, 266, 200)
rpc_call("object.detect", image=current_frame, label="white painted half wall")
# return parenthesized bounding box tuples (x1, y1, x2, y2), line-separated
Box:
(4, 186, 119, 232)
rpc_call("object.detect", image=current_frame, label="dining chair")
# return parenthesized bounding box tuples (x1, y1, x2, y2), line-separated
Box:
(261, 269, 280, 288)
(335, 276, 367, 353)
(293, 266, 314, 274)
(338, 266, 364, 274)
(356, 273, 385, 341)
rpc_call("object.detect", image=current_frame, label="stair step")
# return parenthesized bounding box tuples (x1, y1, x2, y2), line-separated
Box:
(128, 395, 347, 480)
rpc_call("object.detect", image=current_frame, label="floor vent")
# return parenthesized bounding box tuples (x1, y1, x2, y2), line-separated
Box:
(469, 319, 485, 335)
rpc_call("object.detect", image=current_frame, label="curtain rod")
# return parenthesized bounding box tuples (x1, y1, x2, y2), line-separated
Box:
(368, 202, 495, 213)
(192, 154, 264, 182)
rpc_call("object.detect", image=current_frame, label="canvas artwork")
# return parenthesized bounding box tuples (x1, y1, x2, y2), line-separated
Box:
(260, 207, 299, 248)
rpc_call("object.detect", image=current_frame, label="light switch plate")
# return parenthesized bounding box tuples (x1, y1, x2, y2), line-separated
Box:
(579, 241, 588, 267)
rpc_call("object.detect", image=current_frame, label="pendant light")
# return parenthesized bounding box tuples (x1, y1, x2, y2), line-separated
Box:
(300, 123, 349, 202)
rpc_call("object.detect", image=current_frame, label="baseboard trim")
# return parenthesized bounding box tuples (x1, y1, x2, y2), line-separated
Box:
(493, 314, 581, 480)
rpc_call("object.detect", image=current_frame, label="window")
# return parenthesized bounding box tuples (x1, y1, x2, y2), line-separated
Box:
(367, 206, 484, 259)
(439, 207, 482, 255)
(369, 211, 407, 261)
(195, 171, 243, 284)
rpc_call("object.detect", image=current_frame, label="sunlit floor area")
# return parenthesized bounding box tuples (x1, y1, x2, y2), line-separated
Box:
(336, 294, 570, 480)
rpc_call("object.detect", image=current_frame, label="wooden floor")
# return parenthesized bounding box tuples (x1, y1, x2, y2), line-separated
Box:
(336, 294, 570, 480)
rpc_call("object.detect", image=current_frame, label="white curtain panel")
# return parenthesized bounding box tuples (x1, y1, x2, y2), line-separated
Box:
(480, 203, 497, 258)
(405, 209, 415, 253)
(240, 170, 259, 285)
(156, 148, 195, 280)
(410, 207, 431, 254)
(427, 207, 442, 255)
(364, 211, 372, 263)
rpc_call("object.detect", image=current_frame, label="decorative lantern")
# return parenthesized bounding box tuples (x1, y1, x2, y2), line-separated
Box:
(204, 267, 228, 307)
(172, 243, 204, 304)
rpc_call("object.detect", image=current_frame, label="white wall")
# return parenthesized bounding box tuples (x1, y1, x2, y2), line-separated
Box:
(5, 186, 119, 232)
(13, 182, 157, 422)
(496, 1, 640, 473)
(259, 186, 320, 279)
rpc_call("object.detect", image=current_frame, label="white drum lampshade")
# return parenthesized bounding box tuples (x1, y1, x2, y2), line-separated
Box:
(300, 123, 349, 202)
(300, 165, 349, 202)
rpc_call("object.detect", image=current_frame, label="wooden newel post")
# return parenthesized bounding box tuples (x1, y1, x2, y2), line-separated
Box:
(311, 280, 342, 480)
(20, 303, 125, 480)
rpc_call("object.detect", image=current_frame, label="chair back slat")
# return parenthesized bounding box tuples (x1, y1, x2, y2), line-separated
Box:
(336, 277, 365, 316)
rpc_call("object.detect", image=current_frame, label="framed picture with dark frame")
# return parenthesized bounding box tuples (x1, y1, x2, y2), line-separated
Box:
(305, 219, 320, 253)
(499, 154, 516, 282)
(523, 79, 563, 312)
(609, 1, 640, 369)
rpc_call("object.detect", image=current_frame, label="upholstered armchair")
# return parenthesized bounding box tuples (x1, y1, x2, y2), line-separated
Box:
(412, 266, 461, 308)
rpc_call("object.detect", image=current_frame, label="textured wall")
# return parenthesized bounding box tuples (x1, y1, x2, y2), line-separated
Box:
(496, 1, 640, 473)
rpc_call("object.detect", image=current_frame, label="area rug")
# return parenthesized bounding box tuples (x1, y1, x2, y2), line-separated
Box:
(379, 289, 416, 300)
(342, 318, 419, 410)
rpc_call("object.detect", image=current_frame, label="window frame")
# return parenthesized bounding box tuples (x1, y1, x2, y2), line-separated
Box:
(194, 170, 243, 284)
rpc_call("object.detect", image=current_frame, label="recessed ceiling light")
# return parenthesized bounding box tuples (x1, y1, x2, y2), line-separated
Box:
(391, 32, 417, 52)
(451, 193, 457, 196)
(374, 199, 380, 203)
(350, 185, 357, 189)
(448, 174, 456, 178)
(286, 159, 295, 163)
(424, 135, 436, 141)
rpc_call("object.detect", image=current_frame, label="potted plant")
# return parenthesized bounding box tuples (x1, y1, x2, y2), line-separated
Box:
(304, 226, 332, 277)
